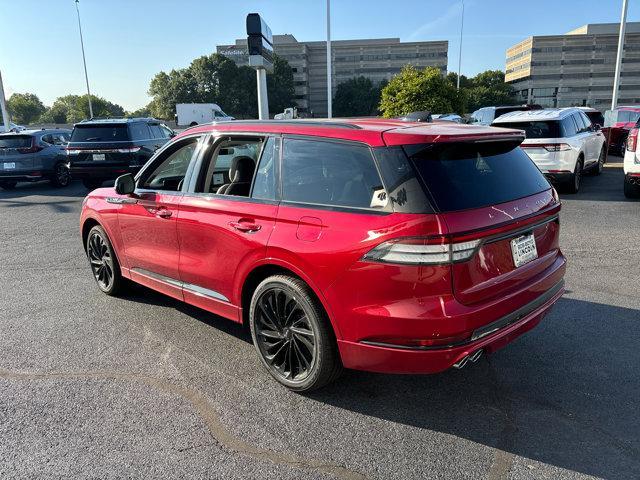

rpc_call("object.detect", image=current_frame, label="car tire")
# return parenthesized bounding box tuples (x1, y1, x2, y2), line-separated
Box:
(50, 162, 72, 187)
(249, 274, 343, 392)
(624, 177, 640, 199)
(565, 159, 583, 194)
(0, 180, 17, 190)
(83, 179, 104, 190)
(86, 225, 124, 296)
(189, 121, 198, 127)
(591, 148, 606, 176)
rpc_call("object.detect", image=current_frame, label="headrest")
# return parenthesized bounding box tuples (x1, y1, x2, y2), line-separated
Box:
(229, 155, 255, 183)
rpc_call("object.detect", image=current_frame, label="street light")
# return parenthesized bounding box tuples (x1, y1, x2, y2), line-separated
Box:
(326, 0, 332, 118)
(457, 0, 464, 90)
(611, 0, 629, 109)
(75, 0, 93, 119)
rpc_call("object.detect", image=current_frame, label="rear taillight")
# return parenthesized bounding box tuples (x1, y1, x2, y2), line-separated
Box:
(17, 139, 43, 154)
(362, 237, 481, 265)
(521, 143, 571, 152)
(627, 128, 638, 152)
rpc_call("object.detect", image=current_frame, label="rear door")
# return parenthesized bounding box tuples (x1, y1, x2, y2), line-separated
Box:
(177, 135, 279, 319)
(117, 135, 203, 300)
(404, 140, 562, 306)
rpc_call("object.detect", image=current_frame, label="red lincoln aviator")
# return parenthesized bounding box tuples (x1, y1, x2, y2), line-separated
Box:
(80, 119, 566, 391)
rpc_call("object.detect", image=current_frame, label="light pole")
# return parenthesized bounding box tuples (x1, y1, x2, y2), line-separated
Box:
(75, 0, 93, 118)
(612, 0, 629, 109)
(457, 0, 464, 90)
(326, 0, 332, 118)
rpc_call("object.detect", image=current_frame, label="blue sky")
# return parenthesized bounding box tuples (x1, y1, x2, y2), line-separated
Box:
(1, 0, 637, 110)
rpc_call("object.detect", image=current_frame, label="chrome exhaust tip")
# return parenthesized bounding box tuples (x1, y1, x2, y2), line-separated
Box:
(453, 349, 483, 369)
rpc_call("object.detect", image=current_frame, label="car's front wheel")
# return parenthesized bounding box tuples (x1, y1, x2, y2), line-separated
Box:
(0, 180, 17, 190)
(86, 225, 124, 296)
(249, 275, 343, 392)
(50, 162, 71, 187)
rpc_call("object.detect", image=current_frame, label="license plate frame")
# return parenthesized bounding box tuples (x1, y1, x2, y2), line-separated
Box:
(92, 153, 106, 161)
(3, 162, 16, 170)
(510, 232, 538, 268)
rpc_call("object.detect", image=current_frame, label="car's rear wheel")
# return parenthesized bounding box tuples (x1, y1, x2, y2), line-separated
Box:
(591, 148, 605, 176)
(86, 225, 124, 296)
(189, 121, 198, 127)
(565, 159, 583, 194)
(83, 179, 104, 190)
(50, 162, 71, 187)
(624, 176, 640, 199)
(249, 275, 343, 392)
(0, 180, 17, 190)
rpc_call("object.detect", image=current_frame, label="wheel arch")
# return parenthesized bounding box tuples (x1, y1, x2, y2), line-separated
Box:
(239, 261, 343, 340)
(81, 216, 126, 271)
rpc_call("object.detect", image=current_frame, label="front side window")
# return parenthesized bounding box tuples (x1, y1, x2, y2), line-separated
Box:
(139, 138, 198, 191)
(198, 137, 263, 196)
(281, 138, 385, 210)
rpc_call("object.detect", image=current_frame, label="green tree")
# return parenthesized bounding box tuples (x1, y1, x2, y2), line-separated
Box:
(126, 104, 152, 118)
(147, 52, 295, 119)
(334, 76, 384, 117)
(40, 95, 125, 124)
(379, 66, 463, 118)
(6, 93, 46, 124)
(448, 70, 515, 112)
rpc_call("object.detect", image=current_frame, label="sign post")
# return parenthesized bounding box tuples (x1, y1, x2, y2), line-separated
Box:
(247, 14, 274, 120)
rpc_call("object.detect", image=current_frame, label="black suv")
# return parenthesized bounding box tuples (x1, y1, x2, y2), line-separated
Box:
(67, 118, 175, 190)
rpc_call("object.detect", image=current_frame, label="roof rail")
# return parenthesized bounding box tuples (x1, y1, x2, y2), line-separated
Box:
(206, 119, 362, 130)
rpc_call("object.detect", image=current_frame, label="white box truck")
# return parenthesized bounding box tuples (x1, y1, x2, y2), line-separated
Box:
(175, 103, 234, 127)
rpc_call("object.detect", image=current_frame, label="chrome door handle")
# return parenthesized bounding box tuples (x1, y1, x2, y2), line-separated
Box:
(228, 221, 261, 233)
(156, 208, 172, 218)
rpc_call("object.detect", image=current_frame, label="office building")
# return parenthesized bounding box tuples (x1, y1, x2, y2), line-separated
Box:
(217, 35, 448, 116)
(506, 23, 640, 110)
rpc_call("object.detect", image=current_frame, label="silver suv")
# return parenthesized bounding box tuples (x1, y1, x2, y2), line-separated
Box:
(0, 129, 72, 189)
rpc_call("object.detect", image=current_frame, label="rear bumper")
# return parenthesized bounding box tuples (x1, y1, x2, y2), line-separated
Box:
(69, 164, 141, 180)
(338, 279, 564, 374)
(0, 170, 48, 181)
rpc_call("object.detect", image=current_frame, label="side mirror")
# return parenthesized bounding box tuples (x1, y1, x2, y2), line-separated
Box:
(593, 123, 602, 131)
(169, 131, 177, 138)
(114, 173, 135, 195)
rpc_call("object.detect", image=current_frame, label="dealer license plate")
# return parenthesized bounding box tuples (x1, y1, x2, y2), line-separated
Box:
(510, 233, 538, 267)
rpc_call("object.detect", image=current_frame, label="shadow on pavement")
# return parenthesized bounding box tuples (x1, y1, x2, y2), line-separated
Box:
(0, 181, 87, 213)
(558, 161, 634, 203)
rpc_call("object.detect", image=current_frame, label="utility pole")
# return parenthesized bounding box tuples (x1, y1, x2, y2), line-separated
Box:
(326, 0, 332, 118)
(612, 0, 629, 109)
(457, 0, 464, 90)
(75, 0, 93, 118)
(0, 70, 10, 132)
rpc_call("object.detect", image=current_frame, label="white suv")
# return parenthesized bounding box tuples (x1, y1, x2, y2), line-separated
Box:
(492, 108, 606, 193)
(622, 124, 640, 198)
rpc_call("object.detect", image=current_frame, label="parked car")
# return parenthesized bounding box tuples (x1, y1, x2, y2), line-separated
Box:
(67, 117, 175, 190)
(7, 122, 26, 132)
(0, 129, 72, 189)
(469, 104, 542, 125)
(397, 111, 432, 122)
(175, 103, 234, 127)
(578, 107, 604, 129)
(621, 122, 640, 198)
(432, 113, 462, 123)
(492, 108, 606, 193)
(80, 118, 565, 391)
(602, 106, 640, 156)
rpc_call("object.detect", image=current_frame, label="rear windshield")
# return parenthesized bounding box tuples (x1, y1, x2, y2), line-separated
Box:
(493, 121, 562, 139)
(405, 142, 550, 212)
(604, 109, 640, 127)
(0, 135, 32, 149)
(71, 125, 129, 142)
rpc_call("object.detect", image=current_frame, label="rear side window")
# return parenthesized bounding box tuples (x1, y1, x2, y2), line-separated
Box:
(0, 135, 32, 148)
(149, 124, 163, 138)
(405, 142, 550, 212)
(129, 123, 151, 140)
(281, 138, 386, 210)
(562, 117, 578, 137)
(494, 121, 562, 139)
(71, 125, 129, 142)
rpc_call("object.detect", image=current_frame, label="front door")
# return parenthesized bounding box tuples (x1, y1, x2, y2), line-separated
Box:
(177, 135, 279, 321)
(118, 135, 202, 299)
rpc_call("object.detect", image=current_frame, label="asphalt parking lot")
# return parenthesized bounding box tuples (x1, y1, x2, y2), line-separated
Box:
(0, 161, 638, 480)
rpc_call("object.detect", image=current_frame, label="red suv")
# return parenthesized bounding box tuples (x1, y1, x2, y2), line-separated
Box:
(80, 119, 566, 391)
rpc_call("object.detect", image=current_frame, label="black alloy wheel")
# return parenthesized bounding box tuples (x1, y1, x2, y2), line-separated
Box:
(86, 225, 123, 296)
(51, 162, 71, 187)
(250, 275, 342, 392)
